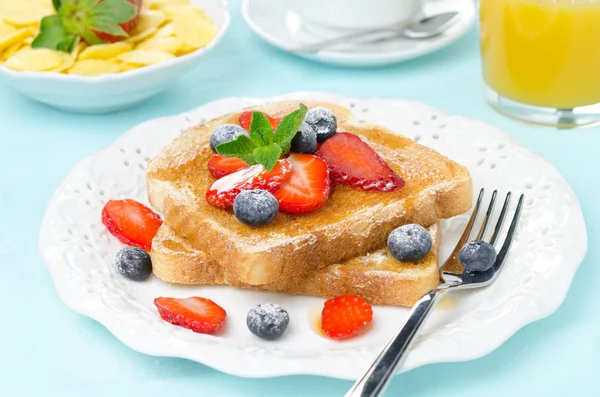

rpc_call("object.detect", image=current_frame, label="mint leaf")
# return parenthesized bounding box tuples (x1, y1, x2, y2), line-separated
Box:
(249, 112, 274, 147)
(216, 135, 257, 165)
(253, 144, 282, 172)
(88, 16, 129, 37)
(214, 105, 307, 171)
(274, 103, 308, 153)
(91, 0, 137, 24)
(31, 15, 74, 52)
(53, 0, 62, 11)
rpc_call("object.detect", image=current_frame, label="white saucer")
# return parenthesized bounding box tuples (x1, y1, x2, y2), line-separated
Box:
(242, 0, 476, 67)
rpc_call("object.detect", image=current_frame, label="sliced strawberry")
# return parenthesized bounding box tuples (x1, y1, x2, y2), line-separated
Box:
(321, 294, 373, 340)
(154, 297, 226, 335)
(317, 132, 405, 192)
(239, 111, 281, 131)
(206, 159, 292, 208)
(101, 199, 162, 251)
(274, 153, 330, 214)
(208, 155, 248, 179)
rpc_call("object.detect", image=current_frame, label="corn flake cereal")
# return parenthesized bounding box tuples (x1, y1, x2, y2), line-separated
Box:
(68, 59, 121, 76)
(118, 49, 175, 65)
(155, 23, 175, 38)
(0, 21, 17, 38)
(79, 42, 132, 60)
(132, 10, 167, 34)
(136, 36, 183, 54)
(173, 11, 216, 48)
(0, 29, 33, 52)
(125, 27, 158, 44)
(0, 0, 217, 76)
(1, 41, 24, 62)
(52, 51, 75, 72)
(5, 47, 63, 71)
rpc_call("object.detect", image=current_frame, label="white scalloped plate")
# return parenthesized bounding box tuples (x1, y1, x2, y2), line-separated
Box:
(39, 93, 587, 380)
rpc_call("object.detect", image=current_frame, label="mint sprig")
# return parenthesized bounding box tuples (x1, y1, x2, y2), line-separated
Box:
(216, 104, 308, 171)
(32, 0, 137, 53)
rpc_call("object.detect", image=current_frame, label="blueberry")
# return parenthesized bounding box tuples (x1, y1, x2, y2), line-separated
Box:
(115, 247, 152, 281)
(305, 107, 337, 143)
(290, 122, 317, 154)
(246, 303, 289, 340)
(459, 240, 497, 272)
(210, 124, 248, 153)
(233, 189, 279, 226)
(387, 224, 433, 262)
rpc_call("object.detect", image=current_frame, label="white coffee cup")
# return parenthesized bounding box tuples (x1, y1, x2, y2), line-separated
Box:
(288, 0, 425, 31)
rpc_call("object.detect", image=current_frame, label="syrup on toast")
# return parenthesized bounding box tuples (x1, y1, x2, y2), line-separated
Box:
(151, 223, 441, 307)
(147, 101, 471, 285)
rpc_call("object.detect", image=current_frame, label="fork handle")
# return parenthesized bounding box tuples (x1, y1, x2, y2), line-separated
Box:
(345, 285, 451, 397)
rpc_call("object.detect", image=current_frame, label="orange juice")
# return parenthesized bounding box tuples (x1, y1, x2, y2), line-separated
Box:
(480, 0, 600, 109)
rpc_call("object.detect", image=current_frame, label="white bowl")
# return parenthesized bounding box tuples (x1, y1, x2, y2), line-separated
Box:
(0, 0, 230, 114)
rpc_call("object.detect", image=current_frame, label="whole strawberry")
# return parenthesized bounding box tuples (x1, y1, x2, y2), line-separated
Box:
(32, 0, 142, 52)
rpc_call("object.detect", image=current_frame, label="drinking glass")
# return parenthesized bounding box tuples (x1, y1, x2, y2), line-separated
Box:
(480, 0, 600, 128)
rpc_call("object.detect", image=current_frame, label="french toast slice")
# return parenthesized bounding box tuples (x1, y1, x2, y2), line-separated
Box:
(147, 101, 472, 285)
(151, 223, 441, 307)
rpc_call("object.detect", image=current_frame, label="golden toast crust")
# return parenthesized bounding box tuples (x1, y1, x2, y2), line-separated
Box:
(151, 223, 441, 307)
(147, 101, 471, 285)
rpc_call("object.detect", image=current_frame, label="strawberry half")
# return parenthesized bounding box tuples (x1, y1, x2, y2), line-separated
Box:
(154, 297, 226, 335)
(317, 132, 405, 192)
(101, 199, 163, 251)
(321, 294, 373, 340)
(208, 155, 248, 179)
(274, 153, 330, 214)
(239, 111, 281, 131)
(205, 159, 292, 209)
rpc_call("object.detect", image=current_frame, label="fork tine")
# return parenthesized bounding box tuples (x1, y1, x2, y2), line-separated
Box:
(462, 188, 485, 243)
(489, 192, 512, 246)
(493, 194, 524, 273)
(476, 190, 497, 240)
(440, 189, 485, 274)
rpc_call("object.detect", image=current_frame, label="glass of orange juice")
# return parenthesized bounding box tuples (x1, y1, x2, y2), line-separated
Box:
(480, 0, 600, 128)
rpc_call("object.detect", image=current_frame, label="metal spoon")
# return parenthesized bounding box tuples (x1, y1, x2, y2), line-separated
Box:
(288, 12, 459, 53)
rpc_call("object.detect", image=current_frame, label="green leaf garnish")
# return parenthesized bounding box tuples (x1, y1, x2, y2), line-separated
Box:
(253, 144, 283, 172)
(216, 135, 258, 166)
(249, 112, 275, 147)
(91, 0, 138, 24)
(88, 16, 129, 38)
(274, 103, 308, 153)
(31, 15, 78, 52)
(215, 104, 308, 171)
(33, 0, 138, 53)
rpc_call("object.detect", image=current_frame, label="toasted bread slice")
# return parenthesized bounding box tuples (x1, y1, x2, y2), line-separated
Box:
(151, 223, 441, 307)
(147, 101, 471, 285)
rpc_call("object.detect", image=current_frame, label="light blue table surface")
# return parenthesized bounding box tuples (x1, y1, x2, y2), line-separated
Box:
(1, 1, 598, 396)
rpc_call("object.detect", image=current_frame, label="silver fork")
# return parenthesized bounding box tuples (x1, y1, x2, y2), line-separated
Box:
(346, 188, 525, 397)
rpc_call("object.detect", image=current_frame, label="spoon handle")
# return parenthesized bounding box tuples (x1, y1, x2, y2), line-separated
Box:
(287, 28, 401, 53)
(287, 12, 459, 53)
